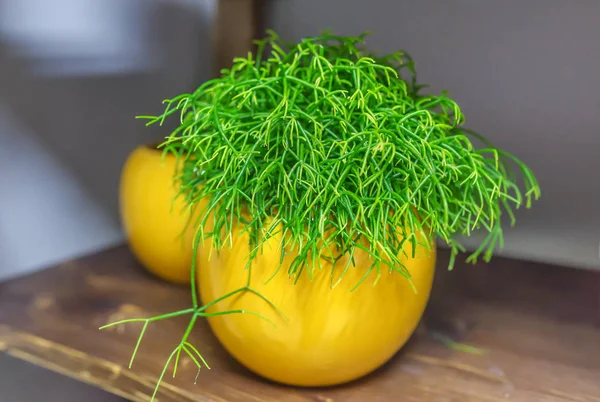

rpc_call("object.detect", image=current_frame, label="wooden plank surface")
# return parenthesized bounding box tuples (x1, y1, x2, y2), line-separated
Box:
(1, 245, 599, 402)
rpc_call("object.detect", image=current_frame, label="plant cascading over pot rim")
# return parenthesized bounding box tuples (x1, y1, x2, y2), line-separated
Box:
(103, 30, 540, 400)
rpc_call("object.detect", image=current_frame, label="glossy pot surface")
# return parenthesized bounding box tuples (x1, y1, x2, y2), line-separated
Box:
(119, 145, 196, 284)
(198, 222, 436, 387)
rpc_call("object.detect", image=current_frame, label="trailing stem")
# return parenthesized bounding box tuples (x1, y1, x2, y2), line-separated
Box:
(100, 261, 285, 401)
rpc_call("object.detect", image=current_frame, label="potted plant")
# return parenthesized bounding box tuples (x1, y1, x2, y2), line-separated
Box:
(105, 31, 540, 400)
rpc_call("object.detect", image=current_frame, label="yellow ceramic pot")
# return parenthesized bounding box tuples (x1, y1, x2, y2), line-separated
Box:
(119, 144, 197, 284)
(198, 221, 436, 387)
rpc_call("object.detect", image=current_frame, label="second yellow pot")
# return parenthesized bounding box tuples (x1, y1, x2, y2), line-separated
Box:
(119, 144, 198, 284)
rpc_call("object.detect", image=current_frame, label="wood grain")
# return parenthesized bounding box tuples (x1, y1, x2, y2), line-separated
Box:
(1, 245, 599, 402)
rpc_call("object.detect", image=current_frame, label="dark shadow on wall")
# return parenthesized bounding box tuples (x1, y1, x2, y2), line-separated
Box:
(0, 1, 212, 225)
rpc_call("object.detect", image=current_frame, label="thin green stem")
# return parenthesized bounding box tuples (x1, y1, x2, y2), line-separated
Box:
(151, 347, 178, 402)
(196, 287, 247, 312)
(101, 278, 283, 402)
(98, 308, 195, 330)
(172, 346, 183, 378)
(199, 309, 277, 328)
(246, 287, 289, 321)
(129, 320, 148, 369)
(182, 344, 202, 371)
(184, 342, 211, 370)
(190, 237, 200, 308)
(181, 314, 198, 344)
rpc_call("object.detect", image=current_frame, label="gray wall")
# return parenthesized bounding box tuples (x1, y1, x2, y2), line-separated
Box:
(266, 0, 600, 270)
(0, 0, 214, 280)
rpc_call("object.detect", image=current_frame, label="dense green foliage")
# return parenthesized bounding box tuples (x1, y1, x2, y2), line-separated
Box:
(140, 30, 540, 288)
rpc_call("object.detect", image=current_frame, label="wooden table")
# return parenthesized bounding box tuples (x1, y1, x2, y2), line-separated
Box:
(1, 245, 599, 401)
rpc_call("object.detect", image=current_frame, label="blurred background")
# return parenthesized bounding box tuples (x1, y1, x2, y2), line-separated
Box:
(0, 0, 598, 400)
(0, 0, 215, 280)
(1, 0, 598, 284)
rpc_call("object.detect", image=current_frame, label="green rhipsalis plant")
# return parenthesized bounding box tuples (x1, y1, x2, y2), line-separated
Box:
(102, 30, 540, 400)
(156, 30, 539, 276)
